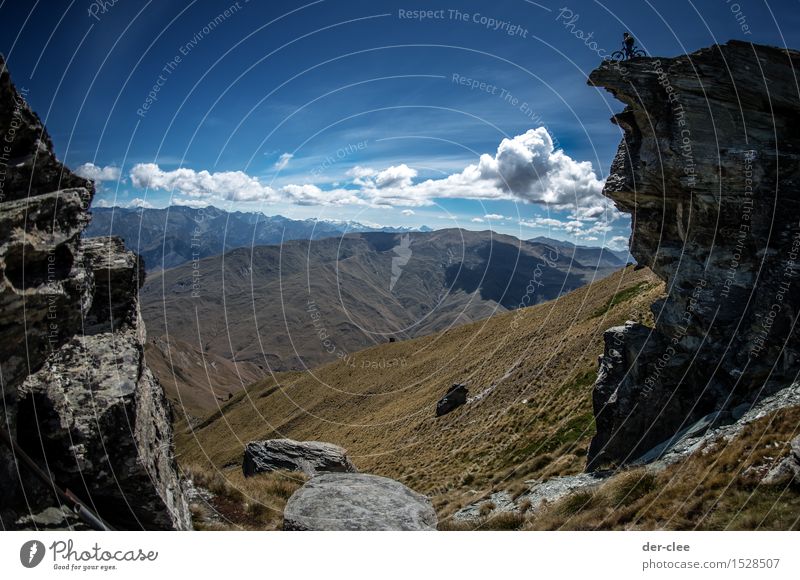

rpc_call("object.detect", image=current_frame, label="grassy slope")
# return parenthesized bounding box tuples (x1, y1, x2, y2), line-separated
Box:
(177, 265, 663, 517)
(453, 404, 800, 531)
(144, 337, 264, 417)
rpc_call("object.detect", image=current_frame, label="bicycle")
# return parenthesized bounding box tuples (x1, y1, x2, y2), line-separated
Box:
(611, 45, 647, 61)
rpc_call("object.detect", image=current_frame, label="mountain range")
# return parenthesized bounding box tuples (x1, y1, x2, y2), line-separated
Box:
(85, 205, 433, 272)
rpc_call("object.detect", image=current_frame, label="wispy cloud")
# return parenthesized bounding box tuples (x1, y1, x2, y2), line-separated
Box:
(274, 152, 293, 171)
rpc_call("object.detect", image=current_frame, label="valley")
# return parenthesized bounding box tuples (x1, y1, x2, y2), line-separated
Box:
(141, 228, 627, 413)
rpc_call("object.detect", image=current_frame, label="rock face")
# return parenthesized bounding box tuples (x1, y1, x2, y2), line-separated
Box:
(283, 473, 438, 531)
(243, 439, 357, 477)
(436, 383, 468, 417)
(586, 41, 800, 470)
(0, 58, 86, 203)
(0, 55, 190, 529)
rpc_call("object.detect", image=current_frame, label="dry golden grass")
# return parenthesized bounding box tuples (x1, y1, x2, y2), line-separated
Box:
(182, 463, 307, 530)
(437, 406, 800, 531)
(523, 405, 800, 530)
(176, 266, 664, 517)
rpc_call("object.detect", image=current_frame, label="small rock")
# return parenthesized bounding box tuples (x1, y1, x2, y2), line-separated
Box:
(14, 506, 89, 531)
(242, 439, 357, 477)
(283, 473, 437, 531)
(762, 435, 800, 486)
(436, 383, 468, 417)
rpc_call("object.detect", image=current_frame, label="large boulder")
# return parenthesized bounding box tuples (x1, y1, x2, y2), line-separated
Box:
(283, 473, 438, 531)
(435, 383, 468, 417)
(586, 42, 800, 469)
(243, 439, 357, 477)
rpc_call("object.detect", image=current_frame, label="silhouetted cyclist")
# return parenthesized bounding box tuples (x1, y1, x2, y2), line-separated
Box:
(623, 32, 635, 59)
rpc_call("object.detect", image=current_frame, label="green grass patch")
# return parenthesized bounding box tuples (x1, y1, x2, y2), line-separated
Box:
(591, 282, 654, 318)
(558, 369, 597, 395)
(510, 411, 596, 461)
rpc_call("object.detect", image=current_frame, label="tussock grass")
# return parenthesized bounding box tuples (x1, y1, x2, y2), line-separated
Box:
(557, 490, 600, 516)
(607, 469, 658, 506)
(183, 463, 306, 530)
(439, 511, 526, 531)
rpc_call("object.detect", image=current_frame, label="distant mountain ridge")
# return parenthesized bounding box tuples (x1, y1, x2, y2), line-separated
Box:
(527, 236, 632, 267)
(85, 205, 433, 272)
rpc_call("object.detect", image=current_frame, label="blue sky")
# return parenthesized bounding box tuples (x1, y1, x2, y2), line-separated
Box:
(2, 0, 799, 249)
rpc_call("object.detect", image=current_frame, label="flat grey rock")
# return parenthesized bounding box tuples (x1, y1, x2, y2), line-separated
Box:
(243, 439, 357, 477)
(284, 473, 437, 531)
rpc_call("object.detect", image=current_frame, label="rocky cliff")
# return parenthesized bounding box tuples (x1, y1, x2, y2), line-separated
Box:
(0, 55, 190, 529)
(586, 41, 800, 469)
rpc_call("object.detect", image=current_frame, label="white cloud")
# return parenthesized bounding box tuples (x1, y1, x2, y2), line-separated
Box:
(606, 236, 630, 251)
(281, 183, 363, 206)
(519, 217, 564, 228)
(75, 163, 121, 182)
(91, 198, 113, 208)
(375, 164, 417, 189)
(348, 164, 418, 191)
(127, 197, 153, 209)
(130, 163, 280, 203)
(471, 217, 485, 223)
(388, 128, 605, 208)
(401, 209, 415, 216)
(173, 197, 212, 208)
(345, 165, 377, 181)
(275, 153, 293, 171)
(518, 212, 622, 244)
(483, 213, 505, 220)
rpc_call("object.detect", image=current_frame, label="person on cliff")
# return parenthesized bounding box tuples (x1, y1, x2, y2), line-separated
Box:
(623, 32, 636, 60)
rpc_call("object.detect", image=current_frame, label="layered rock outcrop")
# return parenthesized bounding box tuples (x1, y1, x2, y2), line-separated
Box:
(586, 41, 800, 469)
(0, 55, 190, 529)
